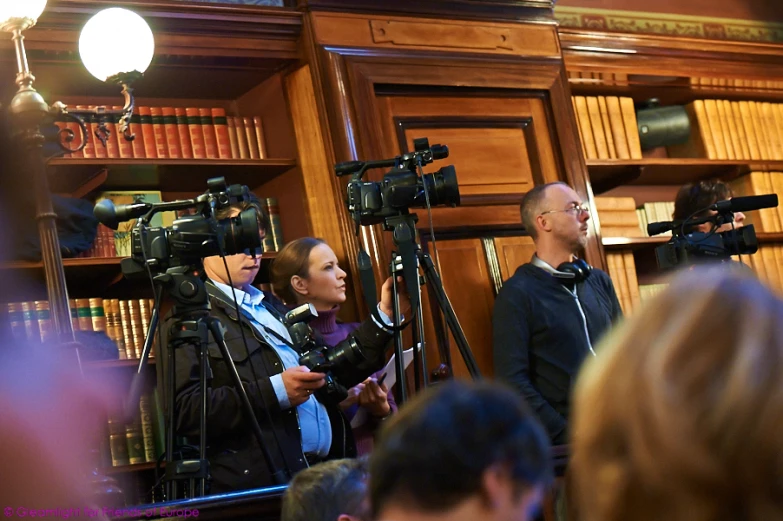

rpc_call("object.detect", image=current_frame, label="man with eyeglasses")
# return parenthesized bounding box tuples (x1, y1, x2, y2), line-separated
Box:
(492, 182, 622, 445)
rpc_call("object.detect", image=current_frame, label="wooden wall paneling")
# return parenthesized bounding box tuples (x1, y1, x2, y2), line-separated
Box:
(560, 28, 783, 81)
(298, 0, 555, 23)
(300, 9, 596, 368)
(494, 236, 537, 282)
(284, 65, 361, 320)
(419, 237, 498, 378)
(235, 73, 298, 160)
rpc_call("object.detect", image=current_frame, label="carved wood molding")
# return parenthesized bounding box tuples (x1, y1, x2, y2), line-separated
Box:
(12, 1, 302, 57)
(299, 0, 555, 24)
(312, 12, 560, 60)
(560, 28, 783, 78)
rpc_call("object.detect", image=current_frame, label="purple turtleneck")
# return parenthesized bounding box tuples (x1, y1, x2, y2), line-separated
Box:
(308, 305, 397, 456)
(310, 307, 359, 347)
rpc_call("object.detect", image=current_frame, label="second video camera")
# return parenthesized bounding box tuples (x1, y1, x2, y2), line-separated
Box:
(336, 137, 460, 228)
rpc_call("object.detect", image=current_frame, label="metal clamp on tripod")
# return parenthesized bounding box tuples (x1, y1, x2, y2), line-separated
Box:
(338, 138, 481, 405)
(94, 177, 289, 500)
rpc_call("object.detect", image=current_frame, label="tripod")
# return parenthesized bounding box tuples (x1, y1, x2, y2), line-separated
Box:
(124, 265, 287, 500)
(381, 213, 481, 404)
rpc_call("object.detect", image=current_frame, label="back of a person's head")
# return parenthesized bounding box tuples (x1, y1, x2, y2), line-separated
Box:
(282, 458, 369, 521)
(370, 380, 552, 518)
(571, 265, 783, 521)
(673, 179, 732, 221)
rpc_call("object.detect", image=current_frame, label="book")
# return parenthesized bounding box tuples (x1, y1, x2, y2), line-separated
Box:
(95, 191, 176, 257)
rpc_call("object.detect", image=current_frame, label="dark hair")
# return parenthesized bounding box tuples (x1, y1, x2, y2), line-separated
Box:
(520, 182, 567, 240)
(281, 458, 370, 521)
(673, 179, 733, 222)
(213, 193, 270, 236)
(269, 237, 326, 305)
(370, 380, 552, 518)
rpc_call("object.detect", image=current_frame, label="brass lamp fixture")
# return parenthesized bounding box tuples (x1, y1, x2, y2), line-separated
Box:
(0, 1, 154, 347)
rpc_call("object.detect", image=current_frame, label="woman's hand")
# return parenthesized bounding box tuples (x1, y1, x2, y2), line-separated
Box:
(339, 382, 365, 411)
(380, 275, 411, 319)
(358, 375, 391, 418)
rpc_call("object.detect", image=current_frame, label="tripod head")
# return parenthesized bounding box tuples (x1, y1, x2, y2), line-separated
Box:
(152, 265, 212, 320)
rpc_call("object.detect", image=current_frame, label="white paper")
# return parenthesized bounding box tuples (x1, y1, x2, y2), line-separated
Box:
(350, 347, 416, 429)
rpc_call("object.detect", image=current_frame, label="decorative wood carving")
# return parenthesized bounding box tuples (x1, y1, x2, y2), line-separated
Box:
(299, 0, 555, 24)
(312, 13, 560, 58)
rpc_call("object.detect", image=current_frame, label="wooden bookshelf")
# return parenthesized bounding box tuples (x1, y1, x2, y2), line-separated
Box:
(603, 232, 783, 250)
(0, 253, 277, 272)
(602, 236, 669, 249)
(588, 159, 783, 195)
(48, 158, 298, 194)
(87, 358, 157, 369)
(104, 461, 160, 475)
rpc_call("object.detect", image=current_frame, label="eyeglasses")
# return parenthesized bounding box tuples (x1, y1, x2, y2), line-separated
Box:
(540, 203, 590, 216)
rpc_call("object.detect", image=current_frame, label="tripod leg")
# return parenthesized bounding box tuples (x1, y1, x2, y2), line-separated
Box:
(198, 336, 209, 497)
(205, 317, 288, 485)
(166, 323, 177, 501)
(390, 256, 407, 404)
(413, 276, 429, 388)
(418, 251, 481, 379)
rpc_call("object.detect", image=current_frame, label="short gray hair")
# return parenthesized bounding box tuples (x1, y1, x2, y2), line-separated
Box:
(281, 458, 369, 521)
(519, 182, 566, 240)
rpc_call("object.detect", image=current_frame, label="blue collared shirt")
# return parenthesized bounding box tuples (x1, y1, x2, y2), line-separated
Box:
(210, 280, 332, 456)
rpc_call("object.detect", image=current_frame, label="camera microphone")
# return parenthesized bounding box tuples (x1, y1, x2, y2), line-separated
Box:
(711, 194, 779, 214)
(94, 199, 153, 230)
(647, 221, 674, 236)
(430, 144, 449, 160)
(335, 161, 364, 176)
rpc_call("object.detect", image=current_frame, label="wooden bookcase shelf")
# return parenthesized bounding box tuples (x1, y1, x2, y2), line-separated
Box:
(87, 358, 157, 369)
(602, 232, 783, 250)
(0, 253, 278, 272)
(602, 236, 668, 249)
(104, 461, 160, 475)
(588, 159, 783, 195)
(48, 158, 298, 194)
(569, 81, 783, 107)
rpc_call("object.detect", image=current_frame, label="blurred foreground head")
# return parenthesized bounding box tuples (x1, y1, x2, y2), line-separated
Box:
(370, 380, 552, 521)
(0, 341, 120, 508)
(572, 265, 783, 521)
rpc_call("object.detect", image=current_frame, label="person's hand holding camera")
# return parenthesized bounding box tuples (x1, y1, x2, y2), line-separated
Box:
(281, 366, 326, 407)
(380, 275, 411, 318)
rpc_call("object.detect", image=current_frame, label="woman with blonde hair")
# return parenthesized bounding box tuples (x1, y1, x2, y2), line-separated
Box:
(570, 265, 783, 521)
(270, 237, 397, 455)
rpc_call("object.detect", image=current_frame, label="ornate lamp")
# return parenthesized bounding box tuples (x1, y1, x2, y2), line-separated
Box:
(1, 0, 155, 506)
(1, 1, 154, 346)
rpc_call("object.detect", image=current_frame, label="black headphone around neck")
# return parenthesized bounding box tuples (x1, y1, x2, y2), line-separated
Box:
(532, 256, 593, 284)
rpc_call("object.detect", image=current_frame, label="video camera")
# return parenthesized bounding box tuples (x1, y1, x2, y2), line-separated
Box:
(284, 303, 369, 404)
(647, 194, 777, 270)
(335, 137, 460, 231)
(93, 177, 263, 279)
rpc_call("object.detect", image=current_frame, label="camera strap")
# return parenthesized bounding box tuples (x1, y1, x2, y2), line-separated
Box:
(358, 249, 382, 322)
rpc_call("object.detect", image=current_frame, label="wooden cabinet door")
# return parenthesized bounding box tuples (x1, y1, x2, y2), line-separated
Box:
(371, 91, 555, 379)
(417, 234, 535, 379)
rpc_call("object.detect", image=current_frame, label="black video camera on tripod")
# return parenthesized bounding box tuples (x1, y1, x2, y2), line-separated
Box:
(647, 194, 778, 269)
(94, 178, 281, 499)
(335, 138, 481, 404)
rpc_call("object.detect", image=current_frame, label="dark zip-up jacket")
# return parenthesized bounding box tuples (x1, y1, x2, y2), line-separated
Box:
(492, 263, 622, 444)
(157, 280, 392, 493)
